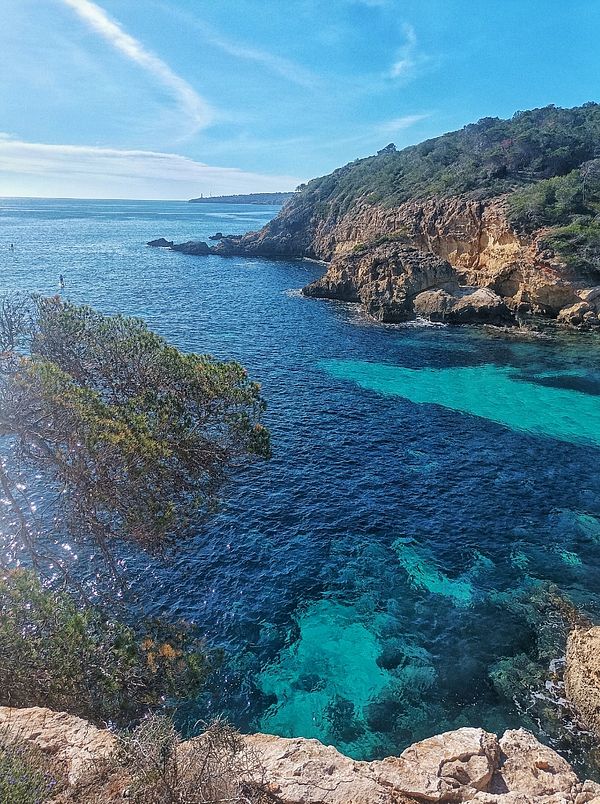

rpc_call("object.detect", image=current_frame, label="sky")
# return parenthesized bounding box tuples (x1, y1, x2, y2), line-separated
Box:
(0, 0, 599, 199)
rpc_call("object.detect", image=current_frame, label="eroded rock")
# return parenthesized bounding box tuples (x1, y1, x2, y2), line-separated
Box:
(414, 287, 515, 325)
(565, 626, 600, 736)
(0, 707, 597, 804)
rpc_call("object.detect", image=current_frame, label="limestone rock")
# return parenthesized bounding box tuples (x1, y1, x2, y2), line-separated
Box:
(565, 626, 600, 736)
(147, 237, 174, 247)
(206, 191, 600, 328)
(414, 287, 515, 325)
(302, 242, 457, 323)
(1, 707, 597, 804)
(0, 706, 116, 785)
(557, 302, 596, 326)
(492, 729, 580, 799)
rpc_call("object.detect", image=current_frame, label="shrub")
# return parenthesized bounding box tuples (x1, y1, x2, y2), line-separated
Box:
(0, 570, 215, 727)
(0, 731, 65, 804)
(118, 715, 277, 804)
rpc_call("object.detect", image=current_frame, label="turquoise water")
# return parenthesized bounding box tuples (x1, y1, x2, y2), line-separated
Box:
(1, 198, 600, 772)
(319, 360, 600, 447)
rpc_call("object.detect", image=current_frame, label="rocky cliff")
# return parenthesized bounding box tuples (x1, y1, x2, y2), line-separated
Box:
(194, 104, 600, 327)
(2, 706, 600, 804)
(207, 194, 599, 326)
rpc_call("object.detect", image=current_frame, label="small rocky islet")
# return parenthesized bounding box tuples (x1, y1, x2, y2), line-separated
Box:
(152, 103, 600, 330)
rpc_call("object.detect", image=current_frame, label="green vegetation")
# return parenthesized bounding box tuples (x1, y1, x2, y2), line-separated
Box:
(0, 730, 66, 804)
(0, 570, 213, 726)
(297, 104, 600, 214)
(0, 294, 270, 572)
(0, 294, 270, 733)
(293, 103, 600, 275)
(507, 160, 600, 274)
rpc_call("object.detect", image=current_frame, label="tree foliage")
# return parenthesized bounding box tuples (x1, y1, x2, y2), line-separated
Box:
(0, 296, 270, 572)
(0, 569, 213, 726)
(297, 103, 600, 214)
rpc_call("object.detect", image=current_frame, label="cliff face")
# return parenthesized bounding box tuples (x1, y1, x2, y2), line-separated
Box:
(3, 706, 600, 804)
(212, 193, 597, 325)
(176, 104, 600, 327)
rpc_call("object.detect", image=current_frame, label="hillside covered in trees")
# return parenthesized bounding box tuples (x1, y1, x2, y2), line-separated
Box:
(297, 104, 600, 210)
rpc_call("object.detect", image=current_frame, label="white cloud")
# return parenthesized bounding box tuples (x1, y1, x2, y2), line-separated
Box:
(0, 137, 302, 200)
(389, 23, 423, 80)
(377, 114, 429, 133)
(160, 4, 319, 90)
(59, 0, 214, 136)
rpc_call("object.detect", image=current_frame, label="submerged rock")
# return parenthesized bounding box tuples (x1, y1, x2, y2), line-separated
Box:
(565, 626, 600, 736)
(147, 237, 174, 247)
(2, 706, 600, 803)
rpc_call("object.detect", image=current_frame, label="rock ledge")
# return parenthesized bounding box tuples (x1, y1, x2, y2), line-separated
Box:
(1, 707, 599, 803)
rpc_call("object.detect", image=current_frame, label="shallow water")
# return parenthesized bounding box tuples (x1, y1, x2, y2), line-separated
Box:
(1, 198, 600, 770)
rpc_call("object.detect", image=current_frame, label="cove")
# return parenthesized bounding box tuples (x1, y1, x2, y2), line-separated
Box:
(320, 359, 600, 447)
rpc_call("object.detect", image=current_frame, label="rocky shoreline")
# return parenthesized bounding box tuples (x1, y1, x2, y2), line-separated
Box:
(3, 626, 599, 803)
(1, 707, 598, 804)
(148, 193, 600, 329)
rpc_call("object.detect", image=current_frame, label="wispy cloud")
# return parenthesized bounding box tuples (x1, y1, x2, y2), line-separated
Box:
(59, 0, 214, 136)
(0, 136, 302, 199)
(388, 23, 425, 80)
(155, 3, 319, 89)
(377, 114, 429, 133)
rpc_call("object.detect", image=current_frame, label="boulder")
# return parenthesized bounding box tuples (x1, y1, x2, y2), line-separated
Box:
(578, 287, 600, 303)
(557, 301, 600, 328)
(147, 237, 174, 247)
(303, 243, 457, 323)
(413, 287, 515, 325)
(208, 231, 225, 240)
(565, 626, 600, 736)
(171, 240, 212, 255)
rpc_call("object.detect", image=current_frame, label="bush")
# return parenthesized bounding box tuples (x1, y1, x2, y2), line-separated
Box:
(0, 570, 215, 727)
(0, 731, 65, 803)
(118, 715, 277, 804)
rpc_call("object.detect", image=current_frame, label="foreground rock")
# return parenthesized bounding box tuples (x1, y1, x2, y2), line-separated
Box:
(565, 626, 600, 736)
(2, 706, 599, 803)
(0, 706, 115, 786)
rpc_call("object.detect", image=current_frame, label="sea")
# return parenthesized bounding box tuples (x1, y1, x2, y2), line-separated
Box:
(2, 197, 600, 773)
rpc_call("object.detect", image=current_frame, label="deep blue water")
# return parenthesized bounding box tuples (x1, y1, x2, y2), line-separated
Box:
(2, 198, 600, 770)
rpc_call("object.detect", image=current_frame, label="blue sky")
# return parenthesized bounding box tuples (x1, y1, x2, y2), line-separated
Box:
(1, 0, 599, 199)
